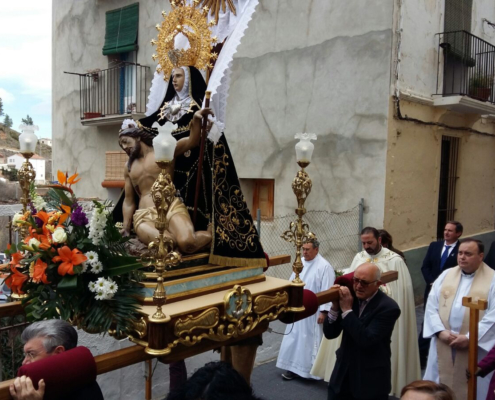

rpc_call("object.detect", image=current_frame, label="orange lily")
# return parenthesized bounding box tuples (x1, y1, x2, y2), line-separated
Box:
(34, 210, 53, 226)
(24, 227, 51, 250)
(32, 259, 50, 284)
(5, 266, 28, 294)
(9, 251, 24, 267)
(52, 246, 87, 276)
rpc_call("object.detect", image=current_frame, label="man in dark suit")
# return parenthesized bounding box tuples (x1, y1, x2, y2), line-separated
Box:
(418, 220, 463, 368)
(324, 263, 400, 400)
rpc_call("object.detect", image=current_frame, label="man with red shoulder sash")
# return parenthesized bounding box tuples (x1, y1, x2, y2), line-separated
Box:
(424, 238, 495, 400)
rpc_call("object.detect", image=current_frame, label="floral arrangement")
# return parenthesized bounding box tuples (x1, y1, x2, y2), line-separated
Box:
(4, 171, 143, 336)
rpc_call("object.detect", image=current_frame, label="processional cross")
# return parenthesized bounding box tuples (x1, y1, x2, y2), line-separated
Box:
(463, 296, 488, 400)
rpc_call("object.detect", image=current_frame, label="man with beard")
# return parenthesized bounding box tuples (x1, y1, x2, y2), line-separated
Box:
(311, 227, 420, 397)
(118, 105, 213, 254)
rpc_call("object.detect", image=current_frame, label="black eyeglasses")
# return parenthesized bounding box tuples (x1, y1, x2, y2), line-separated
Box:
(352, 277, 377, 287)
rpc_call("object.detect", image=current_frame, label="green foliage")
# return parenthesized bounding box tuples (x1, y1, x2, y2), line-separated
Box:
(3, 114, 13, 128)
(1, 166, 18, 181)
(21, 115, 34, 125)
(0, 97, 4, 117)
(7, 185, 145, 338)
(469, 73, 494, 89)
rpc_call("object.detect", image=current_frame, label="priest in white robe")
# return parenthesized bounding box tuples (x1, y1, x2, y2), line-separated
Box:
(276, 239, 335, 380)
(424, 238, 495, 400)
(311, 226, 420, 396)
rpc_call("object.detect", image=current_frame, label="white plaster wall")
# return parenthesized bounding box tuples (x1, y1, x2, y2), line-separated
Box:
(398, 0, 495, 97)
(226, 0, 393, 226)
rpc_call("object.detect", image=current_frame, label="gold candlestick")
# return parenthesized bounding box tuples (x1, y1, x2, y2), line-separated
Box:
(147, 161, 181, 322)
(17, 152, 36, 238)
(281, 161, 313, 286)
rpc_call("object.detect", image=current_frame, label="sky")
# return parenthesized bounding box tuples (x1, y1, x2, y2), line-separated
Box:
(0, 1, 52, 139)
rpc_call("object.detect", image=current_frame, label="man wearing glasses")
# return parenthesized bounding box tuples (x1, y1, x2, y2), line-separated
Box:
(9, 320, 103, 400)
(312, 227, 420, 394)
(324, 263, 400, 400)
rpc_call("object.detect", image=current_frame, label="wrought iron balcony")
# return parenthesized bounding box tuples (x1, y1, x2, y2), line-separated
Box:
(436, 30, 495, 105)
(66, 62, 150, 124)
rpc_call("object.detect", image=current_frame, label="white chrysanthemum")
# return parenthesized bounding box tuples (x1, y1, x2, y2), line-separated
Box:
(104, 279, 118, 294)
(95, 290, 108, 300)
(88, 281, 97, 292)
(81, 262, 88, 273)
(91, 262, 103, 274)
(92, 277, 116, 300)
(85, 251, 99, 265)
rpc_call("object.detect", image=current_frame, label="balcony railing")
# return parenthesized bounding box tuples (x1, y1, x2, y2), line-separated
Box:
(436, 30, 495, 104)
(65, 62, 150, 120)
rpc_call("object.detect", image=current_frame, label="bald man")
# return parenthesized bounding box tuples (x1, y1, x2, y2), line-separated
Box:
(324, 263, 401, 400)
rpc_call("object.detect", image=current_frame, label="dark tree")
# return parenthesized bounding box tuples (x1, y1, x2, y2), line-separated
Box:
(3, 114, 13, 128)
(21, 115, 34, 125)
(0, 97, 4, 117)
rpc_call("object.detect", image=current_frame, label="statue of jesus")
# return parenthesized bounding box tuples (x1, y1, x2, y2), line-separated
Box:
(118, 68, 213, 254)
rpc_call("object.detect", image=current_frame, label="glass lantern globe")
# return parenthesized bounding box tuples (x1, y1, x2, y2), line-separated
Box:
(294, 133, 317, 164)
(152, 122, 177, 162)
(18, 124, 39, 154)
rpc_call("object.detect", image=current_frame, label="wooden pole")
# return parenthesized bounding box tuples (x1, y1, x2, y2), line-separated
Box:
(145, 359, 152, 400)
(462, 296, 488, 400)
(192, 90, 211, 225)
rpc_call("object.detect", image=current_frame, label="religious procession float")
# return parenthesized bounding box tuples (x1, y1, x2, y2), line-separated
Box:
(3, 0, 399, 387)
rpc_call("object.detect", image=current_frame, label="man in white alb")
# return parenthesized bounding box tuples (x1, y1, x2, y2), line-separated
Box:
(276, 238, 335, 381)
(423, 238, 495, 400)
(311, 227, 420, 396)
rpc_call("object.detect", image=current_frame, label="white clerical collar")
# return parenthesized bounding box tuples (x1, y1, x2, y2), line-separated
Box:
(461, 269, 476, 278)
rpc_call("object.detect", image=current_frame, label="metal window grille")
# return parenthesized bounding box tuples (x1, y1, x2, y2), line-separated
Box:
(65, 62, 150, 120)
(436, 136, 460, 239)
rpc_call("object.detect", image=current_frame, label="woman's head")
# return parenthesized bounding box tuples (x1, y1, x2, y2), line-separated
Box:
(400, 380, 455, 400)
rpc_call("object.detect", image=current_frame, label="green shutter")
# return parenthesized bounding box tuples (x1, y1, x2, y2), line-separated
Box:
(102, 3, 139, 56)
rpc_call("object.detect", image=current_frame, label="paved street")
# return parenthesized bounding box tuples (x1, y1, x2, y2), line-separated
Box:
(250, 306, 425, 400)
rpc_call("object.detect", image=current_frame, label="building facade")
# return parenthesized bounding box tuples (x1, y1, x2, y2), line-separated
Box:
(7, 154, 46, 183)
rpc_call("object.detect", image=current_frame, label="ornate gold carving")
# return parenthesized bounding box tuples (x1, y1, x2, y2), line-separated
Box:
(197, 0, 237, 20)
(253, 292, 289, 315)
(168, 285, 289, 349)
(152, 3, 217, 80)
(175, 307, 220, 337)
(17, 153, 36, 238)
(140, 160, 182, 322)
(223, 285, 252, 322)
(281, 160, 315, 285)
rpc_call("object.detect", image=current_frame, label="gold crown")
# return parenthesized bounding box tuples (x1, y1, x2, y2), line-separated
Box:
(151, 1, 218, 81)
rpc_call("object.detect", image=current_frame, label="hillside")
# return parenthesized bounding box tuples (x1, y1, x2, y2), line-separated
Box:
(0, 123, 52, 160)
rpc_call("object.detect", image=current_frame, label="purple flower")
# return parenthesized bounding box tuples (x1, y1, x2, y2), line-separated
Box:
(29, 202, 43, 228)
(71, 204, 88, 226)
